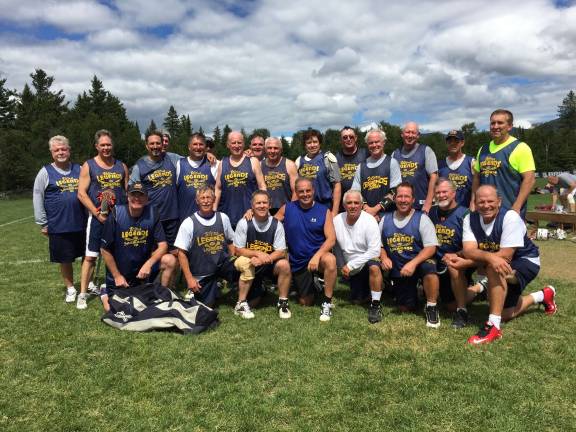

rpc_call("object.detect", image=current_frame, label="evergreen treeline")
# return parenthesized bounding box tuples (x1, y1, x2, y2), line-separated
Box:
(1, 69, 575, 191)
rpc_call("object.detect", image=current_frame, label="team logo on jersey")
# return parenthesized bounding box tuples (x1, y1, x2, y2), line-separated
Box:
(183, 171, 209, 189)
(197, 231, 225, 254)
(121, 226, 149, 247)
(362, 175, 389, 191)
(298, 164, 319, 179)
(479, 240, 500, 252)
(224, 170, 248, 187)
(264, 171, 286, 190)
(479, 157, 502, 177)
(56, 176, 79, 193)
(387, 232, 415, 253)
(148, 169, 173, 188)
(447, 173, 469, 189)
(97, 171, 123, 189)
(114, 311, 133, 322)
(399, 160, 419, 177)
(435, 224, 456, 246)
(247, 239, 273, 253)
(339, 163, 358, 181)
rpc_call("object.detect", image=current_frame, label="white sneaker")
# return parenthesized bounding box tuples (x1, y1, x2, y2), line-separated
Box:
(87, 281, 101, 296)
(234, 301, 255, 319)
(76, 293, 88, 310)
(277, 299, 292, 319)
(319, 302, 333, 322)
(65, 287, 77, 303)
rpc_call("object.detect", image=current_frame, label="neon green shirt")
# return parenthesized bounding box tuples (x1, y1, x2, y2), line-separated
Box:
(474, 135, 535, 174)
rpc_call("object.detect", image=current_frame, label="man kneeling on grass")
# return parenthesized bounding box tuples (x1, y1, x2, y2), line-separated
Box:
(275, 177, 337, 322)
(100, 182, 177, 312)
(233, 190, 292, 319)
(462, 185, 557, 345)
(334, 189, 383, 324)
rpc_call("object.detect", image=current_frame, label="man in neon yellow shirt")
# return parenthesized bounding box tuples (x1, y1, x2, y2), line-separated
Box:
(472, 109, 535, 218)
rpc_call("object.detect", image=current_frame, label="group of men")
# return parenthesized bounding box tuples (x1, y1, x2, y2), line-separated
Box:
(33, 109, 557, 344)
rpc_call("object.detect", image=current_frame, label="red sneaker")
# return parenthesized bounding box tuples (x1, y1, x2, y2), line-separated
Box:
(467, 322, 502, 345)
(542, 285, 557, 315)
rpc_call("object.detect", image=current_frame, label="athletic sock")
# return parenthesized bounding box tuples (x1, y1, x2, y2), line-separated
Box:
(457, 307, 467, 313)
(278, 297, 288, 301)
(426, 302, 437, 308)
(66, 286, 76, 292)
(371, 290, 382, 302)
(530, 290, 544, 304)
(488, 314, 502, 329)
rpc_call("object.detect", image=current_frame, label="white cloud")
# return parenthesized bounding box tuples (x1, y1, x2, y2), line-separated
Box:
(0, 0, 575, 135)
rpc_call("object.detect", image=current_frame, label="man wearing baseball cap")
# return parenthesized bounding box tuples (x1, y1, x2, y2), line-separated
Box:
(99, 182, 177, 312)
(438, 130, 474, 208)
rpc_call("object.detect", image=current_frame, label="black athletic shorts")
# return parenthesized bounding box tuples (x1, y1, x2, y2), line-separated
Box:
(49, 231, 85, 263)
(391, 259, 436, 309)
(504, 258, 540, 309)
(348, 260, 381, 302)
(161, 219, 180, 250)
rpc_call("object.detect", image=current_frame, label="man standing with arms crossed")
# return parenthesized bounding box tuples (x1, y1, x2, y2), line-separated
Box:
(336, 126, 367, 207)
(261, 136, 297, 215)
(77, 129, 128, 310)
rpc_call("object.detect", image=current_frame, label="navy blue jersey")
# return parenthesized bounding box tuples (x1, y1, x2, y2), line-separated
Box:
(44, 163, 86, 233)
(136, 155, 178, 221)
(298, 152, 332, 206)
(469, 208, 538, 259)
(477, 140, 524, 214)
(284, 201, 328, 272)
(261, 158, 292, 210)
(428, 205, 468, 258)
(246, 218, 278, 253)
(382, 211, 424, 277)
(336, 148, 368, 195)
(219, 156, 257, 227)
(186, 213, 229, 276)
(359, 156, 392, 210)
(87, 158, 127, 206)
(393, 144, 429, 210)
(438, 155, 474, 207)
(176, 157, 215, 221)
(101, 204, 165, 282)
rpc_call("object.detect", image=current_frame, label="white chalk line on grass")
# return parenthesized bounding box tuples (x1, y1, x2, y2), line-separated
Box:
(0, 258, 47, 265)
(0, 215, 33, 228)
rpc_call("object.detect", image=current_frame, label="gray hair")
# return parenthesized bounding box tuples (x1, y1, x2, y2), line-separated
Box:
(435, 177, 457, 191)
(365, 129, 387, 142)
(264, 136, 281, 148)
(343, 189, 364, 204)
(94, 129, 112, 145)
(48, 135, 70, 151)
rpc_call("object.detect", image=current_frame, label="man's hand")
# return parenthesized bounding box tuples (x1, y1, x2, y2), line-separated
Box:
(187, 276, 201, 293)
(96, 213, 107, 224)
(137, 262, 153, 280)
(443, 253, 467, 270)
(422, 201, 432, 214)
(206, 152, 217, 166)
(243, 208, 253, 221)
(41, 226, 48, 236)
(250, 251, 272, 267)
(341, 265, 351, 279)
(400, 261, 417, 277)
(364, 204, 380, 217)
(308, 253, 321, 273)
(511, 203, 522, 215)
(114, 274, 129, 288)
(488, 255, 513, 277)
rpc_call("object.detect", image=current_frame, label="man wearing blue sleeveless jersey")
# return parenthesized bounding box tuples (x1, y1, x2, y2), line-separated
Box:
(77, 129, 128, 309)
(100, 182, 177, 312)
(438, 130, 474, 208)
(33, 135, 87, 305)
(261, 137, 297, 215)
(275, 177, 338, 321)
(379, 182, 441, 328)
(463, 185, 556, 344)
(472, 109, 535, 218)
(296, 129, 342, 216)
(351, 129, 402, 220)
(234, 190, 292, 319)
(336, 126, 368, 210)
(176, 186, 237, 308)
(214, 131, 267, 229)
(175, 133, 218, 222)
(130, 131, 181, 250)
(393, 122, 438, 213)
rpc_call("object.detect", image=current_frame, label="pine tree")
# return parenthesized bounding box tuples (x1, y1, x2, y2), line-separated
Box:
(558, 90, 576, 129)
(163, 105, 180, 137)
(146, 119, 158, 136)
(212, 125, 222, 147)
(0, 77, 17, 129)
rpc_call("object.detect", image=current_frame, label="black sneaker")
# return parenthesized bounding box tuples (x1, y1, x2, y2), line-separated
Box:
(368, 301, 382, 324)
(425, 305, 440, 328)
(277, 299, 292, 319)
(451, 309, 468, 329)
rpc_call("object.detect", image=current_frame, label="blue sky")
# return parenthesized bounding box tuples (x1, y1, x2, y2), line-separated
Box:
(0, 0, 575, 136)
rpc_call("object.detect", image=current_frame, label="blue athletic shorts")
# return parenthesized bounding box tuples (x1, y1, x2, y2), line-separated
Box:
(504, 258, 540, 309)
(348, 260, 381, 302)
(391, 259, 436, 309)
(49, 231, 85, 263)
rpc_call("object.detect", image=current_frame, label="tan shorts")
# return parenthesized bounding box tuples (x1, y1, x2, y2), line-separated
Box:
(234, 256, 255, 281)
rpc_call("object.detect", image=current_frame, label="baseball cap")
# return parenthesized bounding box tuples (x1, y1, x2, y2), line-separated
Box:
(128, 182, 147, 195)
(445, 130, 464, 141)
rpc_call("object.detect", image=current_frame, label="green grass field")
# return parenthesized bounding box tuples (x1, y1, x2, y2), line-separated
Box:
(1, 196, 575, 431)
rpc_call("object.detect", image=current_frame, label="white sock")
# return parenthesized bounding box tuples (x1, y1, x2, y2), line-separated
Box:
(457, 307, 467, 313)
(66, 286, 76, 292)
(371, 291, 382, 302)
(488, 314, 501, 329)
(426, 302, 437, 307)
(530, 290, 544, 304)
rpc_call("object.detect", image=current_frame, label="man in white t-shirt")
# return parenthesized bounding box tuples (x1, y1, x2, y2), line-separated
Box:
(462, 185, 557, 345)
(334, 189, 383, 323)
(233, 190, 292, 319)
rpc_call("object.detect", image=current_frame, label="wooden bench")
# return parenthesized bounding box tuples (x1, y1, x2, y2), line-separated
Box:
(526, 210, 576, 231)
